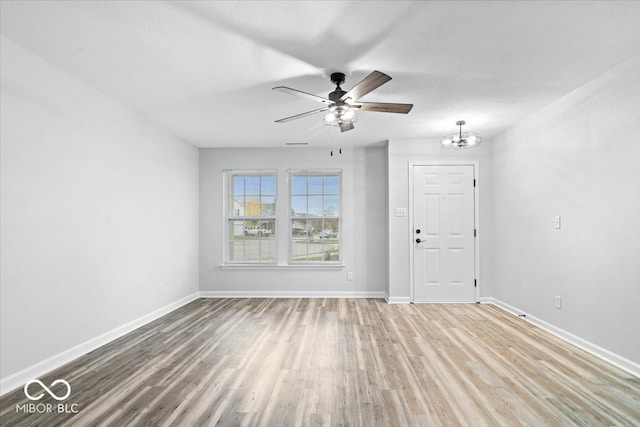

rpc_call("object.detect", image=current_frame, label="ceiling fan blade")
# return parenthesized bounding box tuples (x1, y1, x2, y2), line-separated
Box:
(340, 71, 391, 102)
(273, 86, 332, 105)
(352, 102, 413, 114)
(275, 107, 329, 123)
(339, 122, 355, 132)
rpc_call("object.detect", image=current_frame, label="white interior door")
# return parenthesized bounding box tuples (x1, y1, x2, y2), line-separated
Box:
(413, 165, 476, 302)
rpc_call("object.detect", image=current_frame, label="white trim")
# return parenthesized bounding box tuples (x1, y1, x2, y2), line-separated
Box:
(385, 295, 412, 304)
(408, 161, 480, 303)
(0, 293, 199, 397)
(412, 301, 480, 304)
(199, 291, 385, 299)
(483, 298, 640, 379)
(220, 263, 345, 270)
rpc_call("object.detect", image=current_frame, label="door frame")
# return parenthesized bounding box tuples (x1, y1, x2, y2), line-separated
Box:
(408, 161, 480, 303)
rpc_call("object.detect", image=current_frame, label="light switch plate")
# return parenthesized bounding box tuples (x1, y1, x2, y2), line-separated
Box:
(554, 216, 561, 229)
(394, 208, 407, 217)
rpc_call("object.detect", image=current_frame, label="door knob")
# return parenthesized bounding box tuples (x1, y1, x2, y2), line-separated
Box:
(416, 238, 421, 244)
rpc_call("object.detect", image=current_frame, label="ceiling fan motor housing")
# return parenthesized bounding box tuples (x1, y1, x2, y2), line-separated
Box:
(329, 72, 347, 102)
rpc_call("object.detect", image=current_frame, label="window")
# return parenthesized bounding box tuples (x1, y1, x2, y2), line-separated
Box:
(223, 169, 342, 266)
(290, 171, 341, 263)
(225, 171, 277, 263)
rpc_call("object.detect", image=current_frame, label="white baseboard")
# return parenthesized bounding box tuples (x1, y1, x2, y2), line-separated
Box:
(483, 297, 640, 379)
(0, 292, 199, 397)
(199, 291, 386, 299)
(385, 295, 411, 304)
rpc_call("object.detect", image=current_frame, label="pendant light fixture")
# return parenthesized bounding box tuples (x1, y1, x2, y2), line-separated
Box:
(441, 120, 482, 149)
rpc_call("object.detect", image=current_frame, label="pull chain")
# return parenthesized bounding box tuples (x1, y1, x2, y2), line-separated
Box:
(329, 125, 343, 157)
(329, 126, 342, 157)
(330, 124, 335, 156)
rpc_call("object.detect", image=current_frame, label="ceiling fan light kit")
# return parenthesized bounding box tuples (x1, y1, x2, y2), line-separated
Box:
(323, 105, 357, 126)
(274, 71, 413, 133)
(441, 120, 482, 149)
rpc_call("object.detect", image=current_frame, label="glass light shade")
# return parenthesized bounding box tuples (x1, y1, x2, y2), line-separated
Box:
(341, 108, 356, 121)
(323, 105, 357, 126)
(441, 132, 482, 149)
(323, 111, 339, 124)
(441, 121, 482, 149)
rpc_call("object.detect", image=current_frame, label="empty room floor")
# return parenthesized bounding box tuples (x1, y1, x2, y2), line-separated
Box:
(1, 298, 639, 426)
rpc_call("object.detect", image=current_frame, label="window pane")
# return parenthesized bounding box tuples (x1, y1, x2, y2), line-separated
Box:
(245, 176, 260, 196)
(291, 196, 307, 217)
(323, 195, 339, 216)
(233, 176, 245, 196)
(291, 176, 307, 195)
(323, 175, 339, 194)
(260, 195, 276, 216)
(323, 218, 340, 234)
(308, 176, 323, 194)
(291, 219, 312, 237)
(261, 175, 276, 195)
(308, 195, 323, 216)
(244, 196, 260, 217)
(230, 195, 244, 217)
(308, 219, 324, 236)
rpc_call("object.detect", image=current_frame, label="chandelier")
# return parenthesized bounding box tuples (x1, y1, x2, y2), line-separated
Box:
(441, 120, 482, 149)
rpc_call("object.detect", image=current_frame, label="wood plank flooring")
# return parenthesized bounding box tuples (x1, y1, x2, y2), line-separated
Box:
(1, 298, 639, 426)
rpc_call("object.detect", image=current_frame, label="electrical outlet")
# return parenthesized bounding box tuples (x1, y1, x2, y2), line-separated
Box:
(347, 272, 353, 281)
(160, 283, 166, 295)
(555, 295, 562, 309)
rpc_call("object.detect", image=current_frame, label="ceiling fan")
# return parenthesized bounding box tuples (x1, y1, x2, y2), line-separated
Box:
(273, 71, 413, 132)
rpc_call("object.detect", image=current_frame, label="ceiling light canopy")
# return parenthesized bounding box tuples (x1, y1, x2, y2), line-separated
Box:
(441, 120, 482, 149)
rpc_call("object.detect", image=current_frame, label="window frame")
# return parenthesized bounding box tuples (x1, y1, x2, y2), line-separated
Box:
(223, 169, 278, 265)
(287, 169, 342, 265)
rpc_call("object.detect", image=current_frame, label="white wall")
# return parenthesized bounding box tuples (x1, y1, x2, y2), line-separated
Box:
(491, 55, 640, 366)
(386, 138, 493, 302)
(0, 37, 200, 388)
(199, 145, 387, 297)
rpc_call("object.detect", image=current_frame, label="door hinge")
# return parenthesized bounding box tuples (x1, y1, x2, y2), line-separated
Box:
(473, 179, 476, 187)
(474, 279, 477, 288)
(474, 229, 477, 237)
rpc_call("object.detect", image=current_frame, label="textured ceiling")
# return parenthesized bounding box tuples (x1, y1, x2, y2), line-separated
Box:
(2, 1, 640, 148)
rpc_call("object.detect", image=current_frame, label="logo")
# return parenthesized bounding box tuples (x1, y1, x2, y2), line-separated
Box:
(24, 379, 71, 401)
(17, 379, 79, 414)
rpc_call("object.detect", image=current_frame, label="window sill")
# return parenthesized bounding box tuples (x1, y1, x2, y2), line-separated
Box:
(220, 264, 345, 270)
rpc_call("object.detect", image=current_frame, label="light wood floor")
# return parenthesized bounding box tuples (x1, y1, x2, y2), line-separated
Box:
(1, 298, 639, 426)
